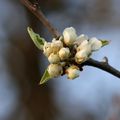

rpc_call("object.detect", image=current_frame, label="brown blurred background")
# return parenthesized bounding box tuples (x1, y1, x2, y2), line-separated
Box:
(0, 0, 120, 120)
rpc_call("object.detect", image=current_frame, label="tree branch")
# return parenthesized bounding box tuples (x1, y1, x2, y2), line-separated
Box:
(82, 58, 120, 78)
(20, 0, 60, 38)
(20, 0, 120, 79)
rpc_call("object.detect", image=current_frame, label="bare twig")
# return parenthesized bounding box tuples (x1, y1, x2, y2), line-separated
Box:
(21, 0, 120, 79)
(20, 0, 60, 38)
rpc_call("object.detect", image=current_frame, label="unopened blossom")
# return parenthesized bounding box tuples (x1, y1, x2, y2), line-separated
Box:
(48, 64, 63, 77)
(63, 27, 77, 46)
(75, 47, 91, 64)
(51, 39, 63, 53)
(89, 37, 102, 51)
(48, 53, 60, 64)
(75, 34, 88, 45)
(76, 40, 92, 55)
(66, 65, 79, 79)
(76, 40, 89, 52)
(59, 47, 70, 60)
(43, 42, 52, 57)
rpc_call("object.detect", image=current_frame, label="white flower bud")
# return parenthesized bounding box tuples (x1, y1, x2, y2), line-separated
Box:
(59, 47, 70, 60)
(43, 42, 52, 57)
(48, 64, 63, 77)
(51, 40, 63, 53)
(89, 37, 102, 51)
(75, 47, 91, 64)
(78, 34, 88, 41)
(63, 27, 77, 46)
(76, 40, 89, 52)
(66, 65, 79, 79)
(75, 34, 88, 45)
(48, 53, 60, 64)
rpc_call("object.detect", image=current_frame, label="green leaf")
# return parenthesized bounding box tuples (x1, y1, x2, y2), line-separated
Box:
(39, 69, 52, 85)
(100, 40, 110, 47)
(27, 27, 46, 50)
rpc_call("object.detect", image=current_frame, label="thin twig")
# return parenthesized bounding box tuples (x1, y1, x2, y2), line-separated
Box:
(20, 0, 60, 38)
(21, 0, 120, 79)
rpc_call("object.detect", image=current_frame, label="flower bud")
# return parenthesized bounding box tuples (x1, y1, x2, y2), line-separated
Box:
(48, 64, 63, 77)
(59, 47, 70, 60)
(78, 34, 88, 41)
(51, 40, 63, 53)
(76, 40, 89, 52)
(75, 34, 88, 45)
(66, 65, 79, 79)
(43, 42, 52, 57)
(75, 48, 91, 64)
(63, 27, 77, 46)
(89, 37, 102, 51)
(48, 53, 60, 64)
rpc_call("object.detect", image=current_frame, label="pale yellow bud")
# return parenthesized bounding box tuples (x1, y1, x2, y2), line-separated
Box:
(63, 27, 77, 46)
(75, 34, 88, 45)
(75, 48, 90, 64)
(51, 40, 63, 53)
(76, 40, 89, 52)
(77, 34, 88, 41)
(66, 65, 79, 79)
(48, 53, 60, 64)
(43, 42, 52, 57)
(89, 37, 102, 51)
(59, 47, 70, 60)
(48, 64, 63, 77)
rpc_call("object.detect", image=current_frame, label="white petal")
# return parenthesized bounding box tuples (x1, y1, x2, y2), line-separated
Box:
(59, 47, 70, 60)
(75, 50, 88, 63)
(89, 37, 102, 51)
(66, 65, 79, 79)
(48, 53, 60, 64)
(76, 40, 89, 51)
(74, 34, 88, 45)
(43, 42, 52, 57)
(48, 64, 63, 77)
(51, 40, 63, 53)
(63, 27, 77, 46)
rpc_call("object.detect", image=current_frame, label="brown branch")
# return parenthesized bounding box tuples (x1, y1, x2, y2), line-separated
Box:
(20, 0, 60, 38)
(20, 0, 120, 79)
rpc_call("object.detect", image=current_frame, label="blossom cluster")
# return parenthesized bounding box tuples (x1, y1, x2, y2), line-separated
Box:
(43, 27, 103, 79)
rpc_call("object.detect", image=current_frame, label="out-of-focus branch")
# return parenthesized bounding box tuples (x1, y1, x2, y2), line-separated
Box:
(20, 0, 120, 79)
(20, 0, 60, 38)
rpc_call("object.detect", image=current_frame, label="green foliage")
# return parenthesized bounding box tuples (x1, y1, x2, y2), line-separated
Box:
(27, 27, 46, 50)
(40, 69, 52, 85)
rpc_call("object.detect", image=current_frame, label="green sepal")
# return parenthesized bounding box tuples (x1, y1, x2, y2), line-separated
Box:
(100, 40, 110, 47)
(27, 27, 46, 50)
(39, 69, 52, 85)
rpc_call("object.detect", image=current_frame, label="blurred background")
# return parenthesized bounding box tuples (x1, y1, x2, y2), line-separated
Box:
(0, 0, 120, 120)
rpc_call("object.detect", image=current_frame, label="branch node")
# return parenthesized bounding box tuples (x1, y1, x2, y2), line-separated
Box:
(102, 56, 109, 64)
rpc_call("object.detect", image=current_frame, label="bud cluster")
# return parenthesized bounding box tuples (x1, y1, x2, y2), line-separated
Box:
(43, 27, 104, 79)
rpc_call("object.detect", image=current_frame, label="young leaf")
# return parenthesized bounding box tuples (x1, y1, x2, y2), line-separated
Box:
(100, 40, 110, 47)
(27, 27, 46, 50)
(40, 69, 52, 85)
